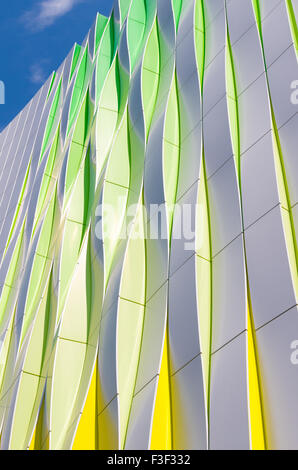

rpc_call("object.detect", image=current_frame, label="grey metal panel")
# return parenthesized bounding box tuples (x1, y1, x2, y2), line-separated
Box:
(226, 0, 256, 46)
(0, 126, 10, 158)
(261, 1, 293, 68)
(98, 395, 119, 450)
(293, 203, 298, 235)
(258, 0, 283, 21)
(128, 64, 145, 142)
(168, 254, 201, 374)
(212, 235, 247, 353)
(144, 112, 166, 213)
(145, 224, 168, 302)
(176, 0, 195, 46)
(207, 157, 242, 256)
(178, 70, 201, 141)
(238, 73, 272, 155)
(203, 48, 226, 117)
(0, 115, 23, 202)
(176, 27, 197, 88)
(267, 45, 298, 129)
(204, 0, 224, 28)
(97, 301, 118, 414)
(0, 114, 20, 164)
(210, 332, 250, 450)
(176, 121, 202, 201)
(135, 283, 168, 394)
(170, 182, 198, 276)
(245, 205, 297, 329)
(205, 7, 226, 67)
(278, 113, 298, 208)
(125, 377, 158, 450)
(61, 45, 78, 97)
(256, 306, 298, 449)
(156, 0, 175, 55)
(171, 355, 207, 450)
(231, 24, 265, 95)
(241, 131, 280, 229)
(203, 95, 234, 178)
(292, 0, 298, 24)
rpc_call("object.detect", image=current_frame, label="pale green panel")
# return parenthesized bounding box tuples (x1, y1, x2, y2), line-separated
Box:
(96, 54, 113, 107)
(99, 12, 119, 59)
(102, 182, 129, 282)
(68, 48, 88, 132)
(95, 14, 109, 53)
(66, 148, 95, 226)
(163, 140, 180, 211)
(70, 44, 82, 82)
(71, 91, 94, 147)
(143, 19, 160, 73)
(68, 48, 93, 134)
(64, 92, 95, 200)
(195, 0, 205, 32)
(163, 77, 180, 232)
(225, 41, 236, 101)
(142, 69, 159, 138)
(164, 76, 180, 146)
(105, 110, 130, 188)
(59, 238, 89, 343)
(95, 108, 119, 180)
(4, 223, 25, 288)
(36, 193, 57, 258)
(3, 161, 31, 257)
(33, 175, 57, 235)
(126, 117, 145, 193)
(129, 0, 146, 24)
(119, 0, 132, 24)
(117, 299, 144, 449)
(8, 373, 44, 450)
(113, 58, 130, 125)
(196, 165, 211, 261)
(41, 80, 62, 159)
(194, 0, 205, 88)
(34, 131, 60, 229)
(0, 315, 14, 391)
(22, 254, 52, 344)
(47, 72, 56, 100)
(120, 201, 146, 305)
(44, 126, 61, 178)
(58, 219, 86, 319)
(194, 28, 205, 89)
(87, 235, 104, 340)
(142, 18, 160, 136)
(49, 338, 87, 449)
(22, 272, 55, 377)
(64, 142, 85, 198)
(98, 58, 120, 113)
(127, 18, 145, 70)
(0, 285, 13, 329)
(172, 0, 183, 30)
(96, 15, 119, 105)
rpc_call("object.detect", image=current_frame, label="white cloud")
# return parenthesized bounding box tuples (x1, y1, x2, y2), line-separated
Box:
(22, 0, 84, 31)
(29, 62, 48, 84)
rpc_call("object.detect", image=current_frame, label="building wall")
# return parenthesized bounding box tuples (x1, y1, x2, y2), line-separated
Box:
(0, 0, 297, 450)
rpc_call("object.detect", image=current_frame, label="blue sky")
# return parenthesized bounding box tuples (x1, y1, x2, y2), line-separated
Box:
(0, 0, 114, 130)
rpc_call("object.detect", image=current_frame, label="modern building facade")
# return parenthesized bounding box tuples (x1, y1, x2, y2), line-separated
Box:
(0, 0, 297, 450)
